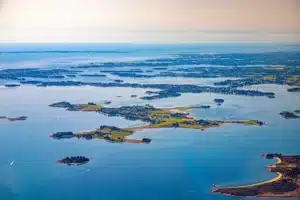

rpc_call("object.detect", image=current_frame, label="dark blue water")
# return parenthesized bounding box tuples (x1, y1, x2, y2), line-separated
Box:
(0, 44, 299, 200)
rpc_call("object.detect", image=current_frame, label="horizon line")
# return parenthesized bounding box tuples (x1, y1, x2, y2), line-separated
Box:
(1, 41, 300, 45)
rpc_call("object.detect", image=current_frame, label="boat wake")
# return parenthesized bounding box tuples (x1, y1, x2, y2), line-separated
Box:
(10, 160, 15, 166)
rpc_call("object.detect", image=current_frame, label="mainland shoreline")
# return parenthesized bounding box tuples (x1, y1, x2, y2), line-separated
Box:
(213, 154, 300, 198)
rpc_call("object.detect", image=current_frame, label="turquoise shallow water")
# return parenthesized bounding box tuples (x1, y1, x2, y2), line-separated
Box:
(1, 44, 300, 200)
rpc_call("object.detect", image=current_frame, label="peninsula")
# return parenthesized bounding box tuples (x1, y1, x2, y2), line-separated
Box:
(213, 154, 300, 198)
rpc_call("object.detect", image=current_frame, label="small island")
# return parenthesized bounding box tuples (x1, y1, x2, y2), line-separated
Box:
(200, 105, 211, 109)
(4, 83, 21, 88)
(57, 156, 90, 166)
(0, 116, 28, 122)
(78, 74, 106, 77)
(114, 79, 124, 83)
(103, 101, 112, 105)
(19, 79, 276, 100)
(287, 87, 300, 92)
(214, 98, 224, 105)
(279, 111, 300, 119)
(66, 74, 76, 78)
(213, 153, 300, 198)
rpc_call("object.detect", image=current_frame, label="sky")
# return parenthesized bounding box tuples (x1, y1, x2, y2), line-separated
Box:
(0, 0, 300, 43)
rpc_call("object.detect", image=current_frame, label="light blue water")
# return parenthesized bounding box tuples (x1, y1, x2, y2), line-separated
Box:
(1, 43, 300, 69)
(0, 44, 300, 200)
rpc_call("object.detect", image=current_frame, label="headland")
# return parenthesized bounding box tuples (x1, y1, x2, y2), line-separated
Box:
(213, 154, 300, 198)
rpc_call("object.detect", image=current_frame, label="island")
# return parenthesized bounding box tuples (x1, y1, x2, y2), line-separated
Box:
(66, 74, 76, 78)
(17, 78, 277, 100)
(51, 125, 151, 144)
(72, 52, 300, 70)
(287, 87, 300, 92)
(200, 105, 211, 109)
(49, 101, 264, 143)
(4, 83, 21, 88)
(279, 111, 300, 119)
(114, 79, 124, 83)
(213, 153, 300, 198)
(0, 116, 28, 122)
(78, 74, 106, 77)
(1, 52, 299, 98)
(57, 156, 90, 166)
(70, 55, 300, 88)
(0, 68, 81, 80)
(153, 67, 168, 70)
(214, 98, 224, 105)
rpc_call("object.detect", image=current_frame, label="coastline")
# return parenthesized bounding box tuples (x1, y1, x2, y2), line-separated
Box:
(213, 155, 300, 198)
(218, 157, 282, 189)
(1, 45, 300, 200)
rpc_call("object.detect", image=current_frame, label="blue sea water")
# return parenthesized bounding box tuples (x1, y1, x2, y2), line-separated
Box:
(0, 44, 300, 200)
(1, 43, 300, 69)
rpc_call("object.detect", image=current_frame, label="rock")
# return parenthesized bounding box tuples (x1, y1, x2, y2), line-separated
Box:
(142, 138, 152, 144)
